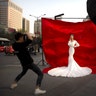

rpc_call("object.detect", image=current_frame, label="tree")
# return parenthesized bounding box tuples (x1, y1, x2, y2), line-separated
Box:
(17, 29, 27, 34)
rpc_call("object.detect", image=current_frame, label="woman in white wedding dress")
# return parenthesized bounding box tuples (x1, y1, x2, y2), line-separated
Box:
(48, 34, 92, 77)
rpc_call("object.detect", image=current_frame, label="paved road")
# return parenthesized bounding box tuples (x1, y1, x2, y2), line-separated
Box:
(0, 52, 96, 96)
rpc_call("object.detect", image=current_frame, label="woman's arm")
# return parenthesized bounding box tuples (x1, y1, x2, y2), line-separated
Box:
(26, 33, 33, 40)
(74, 41, 80, 47)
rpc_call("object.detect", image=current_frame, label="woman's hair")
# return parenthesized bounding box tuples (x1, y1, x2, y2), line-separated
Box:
(70, 34, 74, 37)
(69, 33, 74, 40)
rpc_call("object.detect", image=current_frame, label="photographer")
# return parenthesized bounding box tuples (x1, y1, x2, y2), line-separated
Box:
(10, 32, 46, 95)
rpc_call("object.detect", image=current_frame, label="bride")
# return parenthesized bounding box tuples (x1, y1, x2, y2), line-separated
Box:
(48, 34, 92, 77)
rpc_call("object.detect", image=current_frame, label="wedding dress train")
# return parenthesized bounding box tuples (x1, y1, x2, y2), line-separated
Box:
(48, 40, 92, 77)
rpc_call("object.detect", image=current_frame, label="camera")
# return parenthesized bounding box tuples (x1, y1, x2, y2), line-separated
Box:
(23, 34, 28, 41)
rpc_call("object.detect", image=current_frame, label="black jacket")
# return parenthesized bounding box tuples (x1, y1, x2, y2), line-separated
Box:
(12, 39, 33, 66)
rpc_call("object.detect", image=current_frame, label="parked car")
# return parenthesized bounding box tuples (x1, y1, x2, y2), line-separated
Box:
(4, 45, 15, 55)
(0, 46, 5, 52)
(0, 37, 15, 55)
(0, 37, 10, 52)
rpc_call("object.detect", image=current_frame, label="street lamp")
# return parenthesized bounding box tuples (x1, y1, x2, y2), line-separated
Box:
(29, 14, 47, 66)
(29, 14, 46, 53)
(54, 13, 64, 20)
(29, 14, 46, 37)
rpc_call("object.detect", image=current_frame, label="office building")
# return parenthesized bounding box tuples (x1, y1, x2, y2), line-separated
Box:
(34, 19, 41, 37)
(0, 0, 22, 32)
(22, 17, 30, 33)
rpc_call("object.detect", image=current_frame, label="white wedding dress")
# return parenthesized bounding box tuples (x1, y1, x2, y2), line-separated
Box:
(48, 40, 92, 77)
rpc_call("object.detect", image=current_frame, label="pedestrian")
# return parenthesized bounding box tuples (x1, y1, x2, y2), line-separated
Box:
(10, 32, 46, 95)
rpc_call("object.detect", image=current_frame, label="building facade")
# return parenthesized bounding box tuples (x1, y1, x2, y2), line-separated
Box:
(22, 18, 30, 33)
(0, 0, 22, 31)
(34, 19, 41, 37)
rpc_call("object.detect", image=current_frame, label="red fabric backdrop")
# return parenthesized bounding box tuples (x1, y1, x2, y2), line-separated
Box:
(42, 18, 96, 74)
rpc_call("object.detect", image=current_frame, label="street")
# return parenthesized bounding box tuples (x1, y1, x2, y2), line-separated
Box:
(0, 52, 96, 96)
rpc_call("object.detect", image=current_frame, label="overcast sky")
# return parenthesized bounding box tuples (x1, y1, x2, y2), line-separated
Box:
(12, 0, 88, 33)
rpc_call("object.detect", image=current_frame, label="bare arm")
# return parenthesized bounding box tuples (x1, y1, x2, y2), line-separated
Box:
(74, 41, 80, 47)
(26, 33, 33, 40)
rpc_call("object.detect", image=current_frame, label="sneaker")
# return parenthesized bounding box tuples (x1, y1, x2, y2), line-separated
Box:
(10, 83, 17, 89)
(34, 88, 46, 95)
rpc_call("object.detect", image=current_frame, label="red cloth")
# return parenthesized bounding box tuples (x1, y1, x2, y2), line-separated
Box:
(42, 18, 96, 74)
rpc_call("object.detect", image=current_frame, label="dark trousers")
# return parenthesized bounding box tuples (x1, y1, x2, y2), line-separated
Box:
(14, 63, 43, 87)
